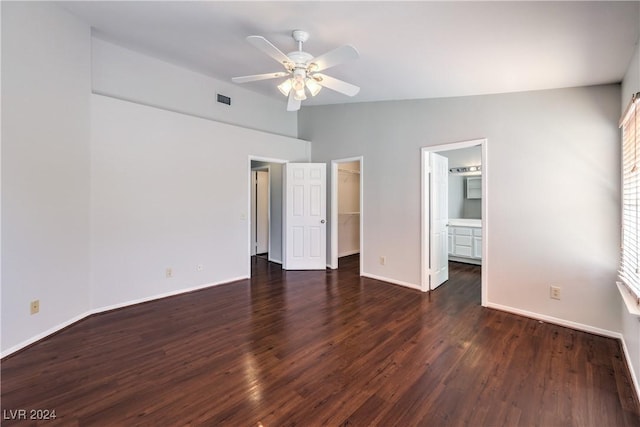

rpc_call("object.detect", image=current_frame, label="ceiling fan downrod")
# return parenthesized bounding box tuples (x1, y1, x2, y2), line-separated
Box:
(291, 29, 309, 52)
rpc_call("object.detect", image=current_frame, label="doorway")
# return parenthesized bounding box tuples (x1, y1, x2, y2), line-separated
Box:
(421, 139, 487, 306)
(251, 167, 270, 259)
(330, 156, 363, 273)
(248, 156, 287, 277)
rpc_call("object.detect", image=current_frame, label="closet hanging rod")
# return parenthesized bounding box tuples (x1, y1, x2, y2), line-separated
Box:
(338, 168, 360, 175)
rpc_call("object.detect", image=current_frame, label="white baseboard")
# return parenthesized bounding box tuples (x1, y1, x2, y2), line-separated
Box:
(339, 250, 360, 258)
(4, 274, 639, 405)
(485, 302, 620, 338)
(268, 257, 282, 265)
(1, 275, 249, 359)
(449, 256, 481, 266)
(361, 272, 421, 291)
(619, 332, 640, 404)
(329, 252, 360, 269)
(91, 276, 248, 314)
(487, 301, 639, 403)
(1, 311, 92, 359)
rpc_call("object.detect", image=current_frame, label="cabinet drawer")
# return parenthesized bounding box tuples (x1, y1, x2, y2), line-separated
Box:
(454, 227, 472, 236)
(455, 235, 472, 246)
(473, 228, 482, 237)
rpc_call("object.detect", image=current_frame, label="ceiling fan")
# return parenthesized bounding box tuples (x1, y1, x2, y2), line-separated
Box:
(232, 30, 360, 111)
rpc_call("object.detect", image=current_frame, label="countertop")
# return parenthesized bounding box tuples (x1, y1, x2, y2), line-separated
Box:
(448, 218, 481, 227)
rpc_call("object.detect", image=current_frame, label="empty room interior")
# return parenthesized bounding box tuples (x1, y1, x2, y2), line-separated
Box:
(3, 1, 640, 425)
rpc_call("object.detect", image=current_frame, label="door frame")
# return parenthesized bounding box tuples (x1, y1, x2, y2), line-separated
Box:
(247, 155, 288, 277)
(330, 156, 363, 274)
(421, 139, 488, 306)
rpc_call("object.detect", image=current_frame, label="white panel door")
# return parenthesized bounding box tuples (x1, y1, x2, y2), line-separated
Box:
(284, 163, 327, 270)
(429, 152, 449, 289)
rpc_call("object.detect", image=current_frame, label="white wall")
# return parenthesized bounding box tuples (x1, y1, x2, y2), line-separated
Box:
(300, 85, 622, 333)
(1, 2, 308, 355)
(1, 2, 91, 353)
(448, 174, 465, 218)
(92, 38, 298, 138)
(621, 39, 640, 396)
(90, 95, 309, 310)
(440, 145, 482, 168)
(622, 40, 639, 110)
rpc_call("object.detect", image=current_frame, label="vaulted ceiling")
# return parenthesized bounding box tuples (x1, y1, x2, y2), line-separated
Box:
(60, 1, 640, 107)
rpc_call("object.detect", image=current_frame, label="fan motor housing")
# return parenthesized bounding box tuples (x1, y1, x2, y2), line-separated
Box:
(287, 51, 313, 66)
(292, 30, 309, 43)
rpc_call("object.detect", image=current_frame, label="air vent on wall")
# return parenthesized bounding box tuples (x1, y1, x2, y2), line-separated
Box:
(217, 94, 231, 106)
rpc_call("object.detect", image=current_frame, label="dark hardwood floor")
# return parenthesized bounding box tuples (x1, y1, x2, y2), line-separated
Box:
(2, 256, 639, 426)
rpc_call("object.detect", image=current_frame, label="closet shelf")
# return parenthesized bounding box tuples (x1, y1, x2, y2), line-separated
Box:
(338, 168, 360, 175)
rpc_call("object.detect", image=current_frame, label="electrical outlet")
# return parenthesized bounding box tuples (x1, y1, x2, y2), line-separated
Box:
(196, 264, 203, 271)
(550, 286, 561, 300)
(379, 256, 386, 265)
(166, 268, 173, 278)
(30, 300, 40, 315)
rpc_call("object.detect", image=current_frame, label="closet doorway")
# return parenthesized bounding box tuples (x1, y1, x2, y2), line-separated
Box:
(251, 167, 270, 259)
(330, 157, 363, 272)
(248, 157, 287, 273)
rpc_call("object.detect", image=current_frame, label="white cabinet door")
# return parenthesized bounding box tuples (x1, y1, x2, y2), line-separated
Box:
(449, 225, 482, 263)
(473, 237, 482, 259)
(284, 163, 327, 270)
(467, 176, 482, 199)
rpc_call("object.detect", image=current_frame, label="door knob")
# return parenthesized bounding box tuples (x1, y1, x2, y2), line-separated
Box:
(321, 219, 326, 224)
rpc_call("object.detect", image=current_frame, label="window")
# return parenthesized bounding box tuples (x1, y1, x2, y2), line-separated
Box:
(619, 92, 640, 305)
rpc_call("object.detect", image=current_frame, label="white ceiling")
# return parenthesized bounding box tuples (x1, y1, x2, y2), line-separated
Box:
(59, 1, 640, 107)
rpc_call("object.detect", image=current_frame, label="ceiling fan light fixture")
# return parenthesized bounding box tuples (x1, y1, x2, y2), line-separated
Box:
(232, 31, 360, 111)
(277, 79, 292, 96)
(292, 71, 306, 92)
(293, 80, 305, 92)
(293, 88, 307, 101)
(305, 78, 322, 96)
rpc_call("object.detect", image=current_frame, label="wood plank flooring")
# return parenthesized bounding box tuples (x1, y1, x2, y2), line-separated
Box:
(2, 256, 639, 426)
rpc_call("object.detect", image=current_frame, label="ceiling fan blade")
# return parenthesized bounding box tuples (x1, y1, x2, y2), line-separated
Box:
(247, 35, 291, 66)
(311, 45, 359, 72)
(232, 72, 289, 84)
(287, 91, 301, 112)
(314, 74, 360, 97)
